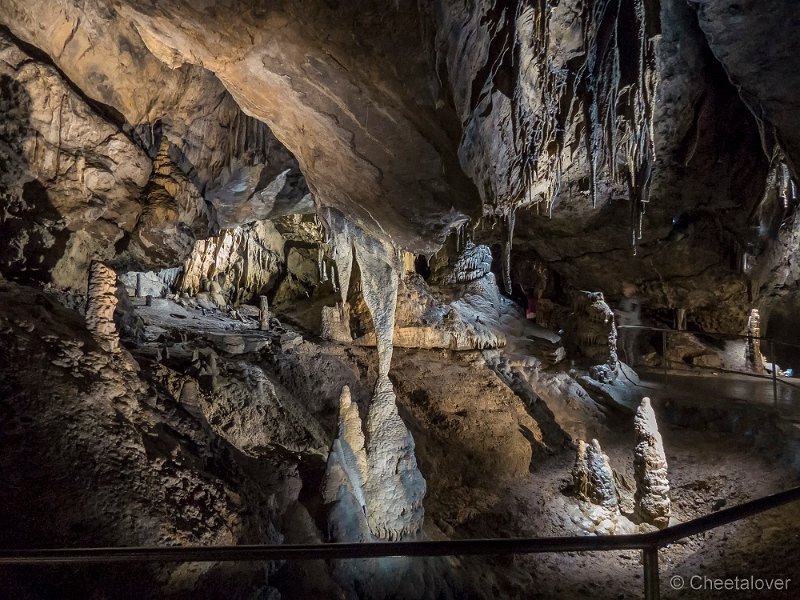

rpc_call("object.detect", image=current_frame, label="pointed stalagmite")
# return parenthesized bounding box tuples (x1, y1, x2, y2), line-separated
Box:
(572, 438, 618, 510)
(633, 397, 670, 528)
(85, 261, 120, 353)
(364, 377, 426, 541)
(337, 385, 369, 495)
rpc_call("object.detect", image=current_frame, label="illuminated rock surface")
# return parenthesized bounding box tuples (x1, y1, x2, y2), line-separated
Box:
(2, 0, 800, 598)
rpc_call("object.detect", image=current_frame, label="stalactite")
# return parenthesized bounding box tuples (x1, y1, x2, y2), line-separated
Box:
(507, 0, 659, 237)
(501, 208, 516, 295)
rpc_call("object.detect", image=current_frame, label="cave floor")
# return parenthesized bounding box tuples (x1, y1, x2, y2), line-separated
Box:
(136, 298, 800, 599)
(3, 286, 799, 599)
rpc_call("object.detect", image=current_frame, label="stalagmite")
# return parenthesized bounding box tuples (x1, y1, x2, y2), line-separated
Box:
(259, 295, 270, 331)
(501, 210, 516, 295)
(572, 438, 618, 510)
(633, 397, 670, 528)
(364, 377, 426, 541)
(745, 308, 764, 373)
(85, 261, 120, 353)
(336, 386, 369, 499)
(445, 241, 492, 284)
(320, 304, 352, 343)
(573, 291, 619, 381)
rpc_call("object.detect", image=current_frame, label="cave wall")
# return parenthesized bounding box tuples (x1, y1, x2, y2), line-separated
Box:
(1, 0, 800, 328)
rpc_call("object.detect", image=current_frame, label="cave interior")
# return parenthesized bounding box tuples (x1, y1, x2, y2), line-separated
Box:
(1, 1, 800, 599)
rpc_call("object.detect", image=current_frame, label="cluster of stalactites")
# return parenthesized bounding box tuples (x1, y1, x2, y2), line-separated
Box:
(510, 0, 659, 254)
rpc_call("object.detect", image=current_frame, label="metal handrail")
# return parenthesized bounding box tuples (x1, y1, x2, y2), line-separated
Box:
(2, 485, 799, 600)
(617, 324, 800, 351)
(617, 324, 800, 411)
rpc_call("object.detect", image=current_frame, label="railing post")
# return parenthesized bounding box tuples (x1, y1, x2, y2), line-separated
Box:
(771, 339, 778, 410)
(662, 330, 668, 386)
(643, 546, 660, 600)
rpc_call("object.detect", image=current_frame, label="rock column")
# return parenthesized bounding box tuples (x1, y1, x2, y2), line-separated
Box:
(572, 438, 618, 510)
(633, 397, 670, 528)
(746, 308, 764, 372)
(85, 261, 120, 353)
(259, 295, 270, 331)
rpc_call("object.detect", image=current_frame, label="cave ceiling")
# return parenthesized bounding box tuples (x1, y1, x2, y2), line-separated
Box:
(2, 0, 800, 331)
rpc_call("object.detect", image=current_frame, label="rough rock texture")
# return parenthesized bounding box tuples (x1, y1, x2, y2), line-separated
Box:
(572, 439, 619, 510)
(320, 304, 352, 345)
(120, 137, 208, 270)
(692, 0, 800, 173)
(571, 291, 619, 377)
(633, 397, 671, 528)
(85, 261, 120, 352)
(323, 380, 426, 545)
(0, 280, 299, 598)
(179, 220, 284, 303)
(201, 359, 328, 456)
(364, 377, 427, 541)
(0, 31, 150, 290)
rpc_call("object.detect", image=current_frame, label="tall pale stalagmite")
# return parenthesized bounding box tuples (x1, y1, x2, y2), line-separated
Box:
(259, 295, 270, 331)
(364, 377, 426, 541)
(633, 397, 670, 528)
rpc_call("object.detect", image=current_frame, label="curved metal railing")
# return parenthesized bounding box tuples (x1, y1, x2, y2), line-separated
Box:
(2, 485, 800, 599)
(617, 324, 800, 412)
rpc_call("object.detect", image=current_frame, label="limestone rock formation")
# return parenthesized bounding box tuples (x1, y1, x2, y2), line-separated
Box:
(259, 296, 270, 331)
(364, 378, 427, 541)
(746, 308, 765, 373)
(572, 439, 618, 511)
(323, 381, 426, 543)
(85, 262, 120, 353)
(349, 272, 506, 352)
(572, 291, 619, 379)
(201, 361, 327, 456)
(322, 386, 369, 526)
(121, 138, 208, 270)
(0, 31, 150, 291)
(633, 397, 671, 528)
(353, 241, 399, 379)
(180, 220, 284, 304)
(336, 386, 369, 491)
(443, 241, 492, 284)
(320, 304, 353, 345)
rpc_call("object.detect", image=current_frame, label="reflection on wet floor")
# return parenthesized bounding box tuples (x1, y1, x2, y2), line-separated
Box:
(636, 369, 800, 420)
